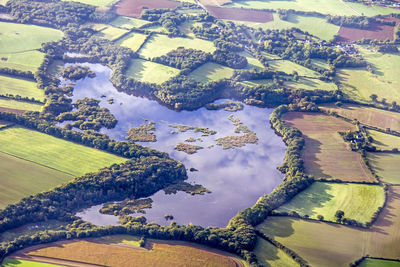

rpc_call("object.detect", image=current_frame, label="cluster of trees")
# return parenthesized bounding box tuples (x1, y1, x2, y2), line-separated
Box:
(61, 65, 96, 80)
(0, 94, 44, 104)
(212, 49, 248, 69)
(152, 48, 211, 71)
(56, 98, 117, 131)
(0, 67, 34, 80)
(192, 22, 221, 40)
(327, 15, 372, 29)
(141, 9, 185, 36)
(377, 43, 399, 53)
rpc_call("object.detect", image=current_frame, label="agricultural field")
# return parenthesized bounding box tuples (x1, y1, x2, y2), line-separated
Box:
(125, 58, 180, 84)
(358, 258, 400, 267)
(367, 129, 400, 151)
(267, 60, 320, 78)
(138, 34, 216, 59)
(0, 75, 43, 101)
(109, 16, 151, 30)
(320, 104, 400, 132)
(205, 6, 273, 23)
(115, 32, 148, 52)
(274, 182, 385, 224)
(12, 239, 243, 267)
(96, 25, 129, 41)
(0, 126, 127, 177)
(367, 153, 400, 184)
(337, 23, 397, 43)
(226, 0, 400, 16)
(0, 98, 42, 112)
(0, 151, 72, 209)
(188, 62, 235, 83)
(283, 112, 375, 182)
(240, 52, 264, 70)
(285, 77, 337, 91)
(62, 0, 115, 6)
(2, 259, 62, 267)
(0, 51, 44, 73)
(253, 237, 299, 267)
(114, 0, 181, 18)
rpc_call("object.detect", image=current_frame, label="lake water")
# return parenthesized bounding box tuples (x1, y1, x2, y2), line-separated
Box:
(71, 63, 286, 228)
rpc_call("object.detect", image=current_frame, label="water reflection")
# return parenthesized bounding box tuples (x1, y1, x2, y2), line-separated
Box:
(70, 63, 286, 228)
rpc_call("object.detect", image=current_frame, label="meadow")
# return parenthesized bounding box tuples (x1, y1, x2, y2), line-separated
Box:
(285, 77, 337, 91)
(115, 32, 148, 52)
(0, 151, 72, 209)
(0, 98, 42, 112)
(138, 34, 216, 59)
(226, 0, 400, 16)
(0, 75, 44, 101)
(109, 16, 151, 30)
(253, 237, 299, 267)
(358, 258, 400, 267)
(96, 25, 129, 41)
(367, 130, 400, 151)
(2, 259, 61, 267)
(0, 126, 127, 177)
(267, 60, 320, 78)
(188, 62, 235, 83)
(275, 182, 385, 224)
(125, 59, 181, 84)
(0, 51, 44, 73)
(25, 239, 242, 267)
(240, 52, 264, 70)
(367, 153, 400, 184)
(283, 112, 375, 182)
(320, 104, 400, 132)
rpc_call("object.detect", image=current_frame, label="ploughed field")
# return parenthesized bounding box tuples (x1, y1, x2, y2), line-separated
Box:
(114, 0, 180, 18)
(204, 6, 273, 23)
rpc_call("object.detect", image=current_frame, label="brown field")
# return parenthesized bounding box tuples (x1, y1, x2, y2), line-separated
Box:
(204, 6, 273, 23)
(337, 23, 395, 43)
(12, 239, 243, 267)
(0, 107, 25, 114)
(283, 112, 375, 182)
(257, 186, 400, 266)
(321, 104, 400, 132)
(199, 0, 232, 6)
(114, 0, 180, 18)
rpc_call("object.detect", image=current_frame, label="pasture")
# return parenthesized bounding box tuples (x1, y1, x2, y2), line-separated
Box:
(0, 126, 127, 177)
(358, 258, 400, 267)
(367, 153, 400, 184)
(0, 51, 44, 73)
(23, 239, 242, 267)
(0, 98, 42, 112)
(114, 0, 180, 18)
(275, 182, 385, 224)
(138, 34, 216, 59)
(320, 104, 400, 132)
(96, 26, 129, 41)
(283, 112, 375, 182)
(240, 52, 264, 70)
(367, 130, 400, 151)
(125, 59, 180, 84)
(188, 62, 235, 83)
(0, 75, 43, 101)
(285, 77, 337, 91)
(0, 151, 72, 209)
(226, 0, 400, 16)
(2, 259, 61, 267)
(253, 237, 299, 267)
(115, 32, 148, 52)
(109, 16, 151, 30)
(268, 60, 320, 78)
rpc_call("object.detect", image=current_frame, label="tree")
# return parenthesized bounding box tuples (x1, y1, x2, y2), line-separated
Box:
(335, 210, 345, 222)
(369, 94, 378, 102)
(317, 214, 324, 221)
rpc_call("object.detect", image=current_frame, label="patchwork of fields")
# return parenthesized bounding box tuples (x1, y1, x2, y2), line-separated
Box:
(253, 237, 299, 267)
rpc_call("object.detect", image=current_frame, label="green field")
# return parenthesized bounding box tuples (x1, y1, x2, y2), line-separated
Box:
(96, 26, 129, 41)
(2, 259, 62, 267)
(0, 98, 42, 112)
(285, 77, 337, 91)
(0, 221, 67, 243)
(368, 130, 400, 151)
(138, 34, 216, 59)
(0, 126, 127, 177)
(235, 14, 339, 41)
(368, 153, 400, 185)
(0, 151, 72, 208)
(61, 0, 115, 6)
(240, 52, 264, 70)
(339, 46, 400, 103)
(109, 16, 151, 30)
(227, 0, 400, 16)
(0, 75, 43, 101)
(358, 258, 400, 267)
(0, 51, 45, 73)
(115, 32, 148, 52)
(254, 237, 299, 267)
(188, 62, 235, 83)
(125, 59, 180, 84)
(90, 235, 141, 247)
(268, 60, 320, 78)
(275, 182, 385, 224)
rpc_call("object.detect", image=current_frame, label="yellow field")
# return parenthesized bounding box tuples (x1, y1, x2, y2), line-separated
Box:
(368, 153, 400, 185)
(367, 130, 400, 151)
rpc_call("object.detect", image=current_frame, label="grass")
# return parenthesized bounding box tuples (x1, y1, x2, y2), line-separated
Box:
(125, 59, 180, 84)
(61, 0, 115, 6)
(138, 34, 216, 59)
(253, 237, 299, 267)
(320, 104, 400, 132)
(2, 259, 62, 267)
(358, 258, 400, 267)
(0, 51, 45, 73)
(115, 32, 148, 52)
(234, 13, 339, 41)
(90, 235, 141, 247)
(368, 153, 400, 184)
(368, 130, 400, 151)
(338, 46, 400, 104)
(96, 26, 129, 41)
(275, 182, 385, 224)
(0, 126, 127, 177)
(0, 75, 43, 101)
(285, 77, 337, 91)
(227, 0, 400, 16)
(0, 151, 72, 209)
(188, 62, 235, 83)
(28, 239, 240, 267)
(109, 16, 151, 30)
(0, 22, 63, 54)
(268, 60, 320, 78)
(283, 112, 375, 182)
(239, 52, 264, 70)
(47, 60, 64, 77)
(0, 98, 42, 112)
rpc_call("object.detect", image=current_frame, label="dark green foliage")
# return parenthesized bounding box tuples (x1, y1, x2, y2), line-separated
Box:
(212, 50, 248, 69)
(61, 65, 95, 80)
(152, 48, 211, 71)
